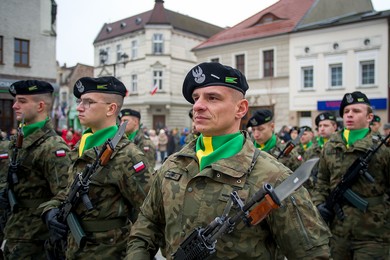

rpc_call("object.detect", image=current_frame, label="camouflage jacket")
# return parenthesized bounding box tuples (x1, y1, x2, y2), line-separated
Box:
(133, 130, 156, 168)
(266, 136, 303, 171)
(3, 120, 71, 241)
(126, 132, 330, 260)
(302, 142, 322, 192)
(311, 131, 390, 241)
(0, 140, 10, 183)
(42, 135, 153, 258)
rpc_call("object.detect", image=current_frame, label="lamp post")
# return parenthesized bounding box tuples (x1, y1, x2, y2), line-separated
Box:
(99, 49, 129, 77)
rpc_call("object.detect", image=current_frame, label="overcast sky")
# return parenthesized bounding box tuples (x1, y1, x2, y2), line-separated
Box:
(56, 0, 390, 67)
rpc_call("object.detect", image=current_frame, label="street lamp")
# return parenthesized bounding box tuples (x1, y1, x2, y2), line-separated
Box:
(99, 49, 129, 77)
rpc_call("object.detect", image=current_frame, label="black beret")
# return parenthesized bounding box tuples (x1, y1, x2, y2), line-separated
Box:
(74, 76, 126, 98)
(182, 62, 249, 104)
(247, 109, 273, 127)
(119, 108, 141, 120)
(9, 80, 53, 97)
(339, 91, 370, 117)
(371, 114, 381, 123)
(300, 126, 313, 132)
(315, 112, 336, 127)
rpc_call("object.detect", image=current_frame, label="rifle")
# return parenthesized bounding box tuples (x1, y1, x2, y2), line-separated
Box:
(172, 158, 319, 260)
(322, 133, 390, 222)
(0, 116, 24, 232)
(276, 127, 304, 160)
(45, 121, 127, 260)
(7, 115, 25, 213)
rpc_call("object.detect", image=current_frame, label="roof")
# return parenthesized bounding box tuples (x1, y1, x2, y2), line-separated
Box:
(193, 0, 315, 50)
(295, 9, 390, 31)
(94, 1, 223, 44)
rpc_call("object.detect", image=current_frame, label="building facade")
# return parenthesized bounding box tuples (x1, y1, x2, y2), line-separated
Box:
(93, 0, 223, 131)
(0, 0, 58, 133)
(290, 10, 390, 131)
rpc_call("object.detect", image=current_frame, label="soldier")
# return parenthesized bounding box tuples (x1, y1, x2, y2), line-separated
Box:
(294, 126, 314, 157)
(313, 91, 390, 259)
(0, 133, 9, 260)
(289, 126, 299, 140)
(119, 108, 156, 168)
(303, 112, 338, 192)
(384, 123, 390, 136)
(304, 112, 338, 161)
(370, 114, 381, 135)
(126, 62, 330, 259)
(42, 77, 152, 259)
(247, 109, 302, 171)
(0, 80, 71, 259)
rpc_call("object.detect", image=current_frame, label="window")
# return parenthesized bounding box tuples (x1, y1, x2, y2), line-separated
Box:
(14, 38, 30, 66)
(153, 34, 163, 54)
(0, 36, 3, 64)
(263, 50, 274, 77)
(235, 54, 245, 74)
(210, 58, 219, 63)
(302, 66, 313, 89)
(330, 64, 342, 88)
(360, 60, 375, 85)
(131, 40, 138, 59)
(153, 70, 163, 91)
(131, 74, 138, 92)
(116, 44, 122, 61)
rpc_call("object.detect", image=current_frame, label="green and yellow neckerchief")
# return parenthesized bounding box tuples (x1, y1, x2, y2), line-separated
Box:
(301, 140, 313, 151)
(196, 132, 244, 171)
(79, 125, 118, 156)
(127, 129, 138, 141)
(342, 128, 369, 149)
(23, 117, 48, 137)
(316, 136, 328, 149)
(254, 133, 277, 152)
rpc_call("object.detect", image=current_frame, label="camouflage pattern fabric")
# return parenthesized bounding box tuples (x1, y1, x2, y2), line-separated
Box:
(184, 133, 198, 144)
(267, 136, 303, 171)
(133, 130, 156, 168)
(0, 140, 10, 259)
(2, 120, 71, 259)
(301, 142, 322, 193)
(311, 131, 390, 258)
(126, 132, 331, 259)
(42, 136, 153, 259)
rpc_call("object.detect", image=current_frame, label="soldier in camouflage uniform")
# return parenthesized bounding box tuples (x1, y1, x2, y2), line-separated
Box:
(126, 62, 331, 259)
(0, 80, 71, 259)
(313, 91, 390, 259)
(42, 76, 152, 259)
(293, 126, 314, 157)
(0, 137, 9, 260)
(303, 112, 338, 192)
(370, 114, 381, 136)
(247, 109, 303, 171)
(119, 108, 156, 168)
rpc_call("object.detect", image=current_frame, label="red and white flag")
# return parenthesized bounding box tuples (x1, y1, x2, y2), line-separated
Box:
(150, 82, 158, 95)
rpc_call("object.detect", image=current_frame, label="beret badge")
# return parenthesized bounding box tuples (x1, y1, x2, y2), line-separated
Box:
(76, 81, 85, 94)
(192, 66, 206, 84)
(9, 85, 16, 95)
(346, 94, 354, 104)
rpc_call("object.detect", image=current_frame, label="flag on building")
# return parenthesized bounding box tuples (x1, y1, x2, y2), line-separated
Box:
(150, 82, 158, 95)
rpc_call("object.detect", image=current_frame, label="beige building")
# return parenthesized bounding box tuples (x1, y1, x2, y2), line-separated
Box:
(0, 0, 58, 132)
(93, 0, 223, 131)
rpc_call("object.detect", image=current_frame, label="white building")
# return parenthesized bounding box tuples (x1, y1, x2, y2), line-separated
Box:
(93, 0, 223, 131)
(290, 9, 390, 129)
